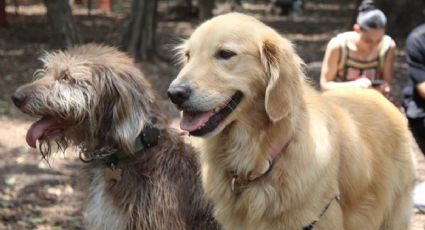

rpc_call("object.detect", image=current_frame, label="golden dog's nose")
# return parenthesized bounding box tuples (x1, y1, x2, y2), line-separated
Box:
(11, 89, 27, 108)
(168, 83, 192, 106)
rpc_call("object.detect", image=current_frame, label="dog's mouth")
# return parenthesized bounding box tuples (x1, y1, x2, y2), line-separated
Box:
(26, 116, 71, 148)
(180, 91, 243, 136)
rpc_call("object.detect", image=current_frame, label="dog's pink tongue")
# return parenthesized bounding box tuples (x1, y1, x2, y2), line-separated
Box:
(26, 117, 61, 148)
(180, 111, 214, 132)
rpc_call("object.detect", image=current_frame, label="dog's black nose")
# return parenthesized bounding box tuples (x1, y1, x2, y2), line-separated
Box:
(11, 90, 27, 108)
(168, 83, 192, 105)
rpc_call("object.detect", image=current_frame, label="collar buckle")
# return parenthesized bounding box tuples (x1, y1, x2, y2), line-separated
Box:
(140, 124, 160, 149)
(229, 137, 290, 193)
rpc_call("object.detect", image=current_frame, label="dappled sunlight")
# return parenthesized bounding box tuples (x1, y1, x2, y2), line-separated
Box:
(5, 3, 46, 16)
(0, 48, 24, 57)
(0, 118, 84, 229)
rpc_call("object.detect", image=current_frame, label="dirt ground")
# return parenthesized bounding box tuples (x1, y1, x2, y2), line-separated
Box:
(0, 2, 424, 230)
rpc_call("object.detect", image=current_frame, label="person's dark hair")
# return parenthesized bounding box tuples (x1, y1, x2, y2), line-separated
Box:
(358, 0, 376, 12)
(356, 0, 387, 31)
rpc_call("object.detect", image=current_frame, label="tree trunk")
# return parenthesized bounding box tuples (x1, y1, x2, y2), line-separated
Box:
(43, 0, 81, 48)
(348, 0, 363, 29)
(186, 0, 193, 10)
(0, 0, 6, 26)
(176, 0, 192, 12)
(121, 0, 158, 61)
(231, 0, 243, 11)
(374, 0, 425, 38)
(198, 0, 214, 22)
(185, 0, 194, 16)
(171, 0, 195, 20)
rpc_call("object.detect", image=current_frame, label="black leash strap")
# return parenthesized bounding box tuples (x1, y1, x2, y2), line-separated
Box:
(302, 194, 340, 230)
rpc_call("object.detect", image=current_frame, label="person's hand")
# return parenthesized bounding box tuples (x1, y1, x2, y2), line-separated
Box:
(371, 81, 391, 97)
(379, 82, 390, 94)
(353, 77, 372, 89)
(346, 68, 361, 80)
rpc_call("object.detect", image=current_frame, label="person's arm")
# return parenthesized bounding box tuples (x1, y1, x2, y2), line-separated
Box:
(320, 37, 371, 90)
(416, 82, 425, 100)
(406, 25, 425, 100)
(380, 39, 397, 94)
(320, 37, 340, 90)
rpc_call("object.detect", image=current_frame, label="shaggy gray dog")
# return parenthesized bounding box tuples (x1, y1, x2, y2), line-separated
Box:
(11, 44, 219, 230)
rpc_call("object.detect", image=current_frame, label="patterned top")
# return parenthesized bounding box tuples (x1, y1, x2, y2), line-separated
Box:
(335, 32, 392, 82)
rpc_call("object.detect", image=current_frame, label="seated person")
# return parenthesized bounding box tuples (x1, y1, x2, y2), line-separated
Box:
(320, 1, 396, 96)
(402, 23, 425, 213)
(403, 23, 425, 154)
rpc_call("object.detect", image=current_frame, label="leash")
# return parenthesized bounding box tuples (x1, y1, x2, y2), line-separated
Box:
(302, 194, 341, 230)
(227, 137, 340, 229)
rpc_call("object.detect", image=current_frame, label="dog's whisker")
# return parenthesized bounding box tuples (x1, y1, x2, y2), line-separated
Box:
(172, 38, 189, 66)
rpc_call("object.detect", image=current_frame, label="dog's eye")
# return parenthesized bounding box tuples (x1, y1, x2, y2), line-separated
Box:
(57, 71, 74, 84)
(216, 50, 236, 60)
(185, 51, 190, 61)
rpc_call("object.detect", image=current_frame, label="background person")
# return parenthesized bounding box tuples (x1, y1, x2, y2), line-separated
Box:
(320, 1, 396, 97)
(402, 23, 425, 213)
(403, 23, 425, 154)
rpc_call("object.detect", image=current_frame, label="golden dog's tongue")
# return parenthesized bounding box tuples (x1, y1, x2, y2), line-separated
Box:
(26, 117, 63, 148)
(181, 111, 214, 132)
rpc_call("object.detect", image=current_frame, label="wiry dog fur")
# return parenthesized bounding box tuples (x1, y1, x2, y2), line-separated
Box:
(169, 13, 416, 230)
(12, 44, 219, 230)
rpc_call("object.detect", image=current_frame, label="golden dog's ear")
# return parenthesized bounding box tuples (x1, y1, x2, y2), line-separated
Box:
(261, 37, 303, 122)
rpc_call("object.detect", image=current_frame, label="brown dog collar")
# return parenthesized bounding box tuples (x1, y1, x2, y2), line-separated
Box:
(230, 137, 291, 193)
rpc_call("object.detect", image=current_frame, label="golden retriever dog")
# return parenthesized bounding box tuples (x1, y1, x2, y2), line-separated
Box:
(168, 13, 416, 230)
(11, 44, 219, 230)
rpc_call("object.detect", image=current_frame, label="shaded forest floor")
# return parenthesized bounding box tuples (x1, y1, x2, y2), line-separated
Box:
(0, 2, 424, 229)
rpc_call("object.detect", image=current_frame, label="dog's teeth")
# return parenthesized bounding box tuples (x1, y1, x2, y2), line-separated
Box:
(214, 108, 220, 113)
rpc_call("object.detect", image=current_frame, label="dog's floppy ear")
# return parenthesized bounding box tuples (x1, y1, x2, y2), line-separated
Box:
(110, 77, 146, 153)
(92, 65, 153, 153)
(260, 36, 303, 122)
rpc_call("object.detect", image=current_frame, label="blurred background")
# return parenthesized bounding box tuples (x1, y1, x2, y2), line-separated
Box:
(0, 0, 424, 229)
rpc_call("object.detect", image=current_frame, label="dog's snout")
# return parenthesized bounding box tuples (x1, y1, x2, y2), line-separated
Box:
(11, 90, 27, 108)
(168, 83, 192, 105)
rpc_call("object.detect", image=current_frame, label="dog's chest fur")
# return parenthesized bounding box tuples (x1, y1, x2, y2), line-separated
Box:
(200, 120, 341, 230)
(86, 168, 127, 230)
(83, 135, 219, 230)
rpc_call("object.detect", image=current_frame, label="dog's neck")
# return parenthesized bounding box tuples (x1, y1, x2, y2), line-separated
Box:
(229, 135, 291, 192)
(79, 123, 161, 166)
(111, 123, 160, 156)
(204, 115, 294, 189)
